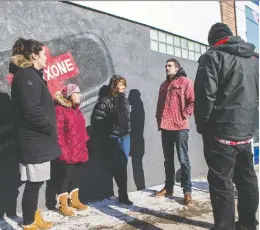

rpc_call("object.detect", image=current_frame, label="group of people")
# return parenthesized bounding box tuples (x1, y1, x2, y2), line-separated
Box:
(9, 37, 134, 230)
(7, 22, 259, 230)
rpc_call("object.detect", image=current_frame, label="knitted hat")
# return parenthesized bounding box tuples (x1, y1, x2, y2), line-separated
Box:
(208, 23, 233, 46)
(62, 84, 80, 98)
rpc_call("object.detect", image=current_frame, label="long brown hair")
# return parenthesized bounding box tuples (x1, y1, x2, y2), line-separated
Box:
(109, 74, 127, 97)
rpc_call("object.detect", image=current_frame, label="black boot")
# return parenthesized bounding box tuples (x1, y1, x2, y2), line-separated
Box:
(118, 190, 133, 205)
(116, 164, 133, 205)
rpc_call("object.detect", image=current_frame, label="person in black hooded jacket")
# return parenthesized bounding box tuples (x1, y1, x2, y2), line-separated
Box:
(194, 23, 259, 230)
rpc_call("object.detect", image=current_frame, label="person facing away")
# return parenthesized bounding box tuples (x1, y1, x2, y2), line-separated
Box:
(10, 37, 61, 230)
(52, 84, 90, 216)
(91, 74, 133, 205)
(194, 22, 259, 230)
(155, 58, 194, 206)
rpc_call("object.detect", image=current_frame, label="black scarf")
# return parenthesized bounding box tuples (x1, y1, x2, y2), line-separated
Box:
(112, 93, 129, 136)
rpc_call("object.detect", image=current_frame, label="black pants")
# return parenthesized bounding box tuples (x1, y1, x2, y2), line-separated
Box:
(203, 135, 259, 230)
(161, 129, 192, 194)
(45, 159, 82, 209)
(22, 181, 43, 225)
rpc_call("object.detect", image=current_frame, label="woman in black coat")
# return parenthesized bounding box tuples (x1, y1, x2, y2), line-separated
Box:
(92, 75, 133, 205)
(10, 38, 61, 230)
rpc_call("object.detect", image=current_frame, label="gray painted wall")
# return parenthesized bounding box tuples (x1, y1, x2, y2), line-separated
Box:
(0, 1, 207, 215)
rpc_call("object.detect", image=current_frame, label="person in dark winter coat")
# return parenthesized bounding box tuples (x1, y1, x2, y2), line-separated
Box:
(10, 38, 61, 230)
(51, 84, 89, 216)
(91, 75, 133, 205)
(194, 23, 259, 230)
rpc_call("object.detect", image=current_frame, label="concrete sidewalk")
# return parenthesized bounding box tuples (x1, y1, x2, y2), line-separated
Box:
(0, 175, 258, 230)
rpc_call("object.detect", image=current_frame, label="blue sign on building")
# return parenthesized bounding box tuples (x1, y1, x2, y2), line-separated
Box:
(251, 1, 259, 6)
(245, 6, 259, 52)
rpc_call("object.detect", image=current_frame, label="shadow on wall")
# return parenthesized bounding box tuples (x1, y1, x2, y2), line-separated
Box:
(128, 89, 146, 190)
(0, 93, 21, 219)
(80, 85, 115, 202)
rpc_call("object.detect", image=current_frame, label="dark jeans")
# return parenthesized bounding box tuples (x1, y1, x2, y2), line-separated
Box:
(203, 135, 259, 230)
(107, 135, 130, 195)
(45, 159, 83, 209)
(22, 181, 43, 225)
(161, 129, 192, 194)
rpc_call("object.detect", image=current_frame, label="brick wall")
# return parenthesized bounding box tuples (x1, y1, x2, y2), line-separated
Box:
(220, 0, 237, 35)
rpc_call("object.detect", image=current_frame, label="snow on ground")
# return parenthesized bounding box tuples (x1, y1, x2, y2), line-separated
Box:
(0, 174, 258, 230)
(0, 179, 214, 230)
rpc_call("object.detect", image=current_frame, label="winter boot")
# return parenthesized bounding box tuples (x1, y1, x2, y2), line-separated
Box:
(23, 223, 39, 230)
(34, 208, 54, 229)
(184, 193, 193, 206)
(155, 187, 173, 197)
(116, 164, 133, 205)
(69, 189, 88, 211)
(118, 190, 133, 205)
(57, 193, 76, 216)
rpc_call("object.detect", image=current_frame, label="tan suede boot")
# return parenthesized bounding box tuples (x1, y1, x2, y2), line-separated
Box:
(155, 187, 173, 197)
(69, 189, 88, 211)
(184, 193, 193, 206)
(34, 208, 54, 229)
(23, 223, 38, 230)
(57, 193, 76, 216)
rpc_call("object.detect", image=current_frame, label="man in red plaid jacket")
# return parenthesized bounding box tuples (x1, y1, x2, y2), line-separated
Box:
(155, 58, 194, 206)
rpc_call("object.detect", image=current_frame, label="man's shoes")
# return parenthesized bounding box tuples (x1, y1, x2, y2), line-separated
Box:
(235, 221, 258, 230)
(184, 193, 193, 206)
(155, 187, 173, 197)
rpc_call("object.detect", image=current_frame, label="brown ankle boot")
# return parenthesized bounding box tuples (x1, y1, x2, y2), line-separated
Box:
(69, 189, 88, 211)
(184, 193, 193, 206)
(57, 193, 76, 216)
(34, 208, 54, 229)
(155, 187, 173, 197)
(23, 223, 39, 230)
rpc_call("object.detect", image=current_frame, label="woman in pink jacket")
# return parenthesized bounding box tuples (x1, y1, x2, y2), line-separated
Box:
(54, 84, 89, 216)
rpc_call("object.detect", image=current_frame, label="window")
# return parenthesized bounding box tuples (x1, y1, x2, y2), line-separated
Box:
(181, 38, 188, 49)
(189, 51, 195, 60)
(174, 36, 181, 47)
(182, 49, 188, 59)
(159, 32, 166, 43)
(159, 43, 167, 53)
(175, 47, 181, 57)
(166, 34, 173, 45)
(194, 43, 200, 53)
(151, 40, 158, 51)
(150, 29, 158, 41)
(201, 45, 207, 54)
(195, 52, 201, 61)
(167, 45, 174, 55)
(150, 28, 208, 61)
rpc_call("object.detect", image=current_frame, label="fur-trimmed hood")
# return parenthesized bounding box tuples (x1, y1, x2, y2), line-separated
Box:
(54, 91, 73, 108)
(9, 54, 33, 74)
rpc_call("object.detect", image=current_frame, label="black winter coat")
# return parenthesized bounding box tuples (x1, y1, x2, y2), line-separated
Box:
(10, 60, 61, 164)
(194, 36, 259, 141)
(91, 94, 131, 137)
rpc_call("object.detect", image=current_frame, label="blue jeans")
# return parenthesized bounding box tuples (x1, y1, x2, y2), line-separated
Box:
(107, 134, 130, 194)
(161, 129, 192, 194)
(109, 135, 130, 159)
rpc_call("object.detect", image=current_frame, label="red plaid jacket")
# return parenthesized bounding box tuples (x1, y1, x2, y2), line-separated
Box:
(156, 76, 194, 130)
